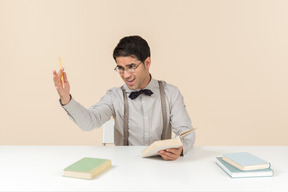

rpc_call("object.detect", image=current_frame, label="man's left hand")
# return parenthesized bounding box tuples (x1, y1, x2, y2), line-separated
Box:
(158, 146, 183, 161)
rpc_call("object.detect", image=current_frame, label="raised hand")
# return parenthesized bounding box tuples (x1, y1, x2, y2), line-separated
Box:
(53, 68, 71, 105)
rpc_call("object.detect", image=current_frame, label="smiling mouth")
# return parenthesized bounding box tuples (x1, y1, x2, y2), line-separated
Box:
(126, 78, 135, 84)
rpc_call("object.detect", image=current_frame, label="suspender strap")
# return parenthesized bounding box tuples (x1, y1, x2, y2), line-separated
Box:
(158, 81, 171, 140)
(121, 86, 129, 146)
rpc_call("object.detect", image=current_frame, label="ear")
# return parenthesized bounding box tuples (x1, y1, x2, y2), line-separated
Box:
(144, 57, 151, 68)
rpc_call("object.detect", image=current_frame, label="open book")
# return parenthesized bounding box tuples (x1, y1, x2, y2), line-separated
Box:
(142, 128, 195, 158)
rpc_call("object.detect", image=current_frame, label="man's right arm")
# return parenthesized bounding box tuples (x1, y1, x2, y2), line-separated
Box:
(53, 68, 113, 131)
(61, 95, 114, 131)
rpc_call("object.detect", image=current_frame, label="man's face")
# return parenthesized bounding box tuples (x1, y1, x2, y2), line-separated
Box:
(115, 56, 151, 90)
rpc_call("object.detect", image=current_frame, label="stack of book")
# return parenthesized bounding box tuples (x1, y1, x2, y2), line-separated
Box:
(216, 152, 274, 178)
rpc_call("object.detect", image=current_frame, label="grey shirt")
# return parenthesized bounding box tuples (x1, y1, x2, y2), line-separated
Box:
(62, 78, 195, 155)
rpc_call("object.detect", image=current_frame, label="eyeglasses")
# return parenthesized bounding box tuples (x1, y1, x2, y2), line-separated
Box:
(114, 61, 142, 74)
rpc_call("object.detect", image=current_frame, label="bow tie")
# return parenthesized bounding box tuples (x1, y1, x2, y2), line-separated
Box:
(129, 89, 153, 100)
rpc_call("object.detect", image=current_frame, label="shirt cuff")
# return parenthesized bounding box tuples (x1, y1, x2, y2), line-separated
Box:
(59, 94, 72, 106)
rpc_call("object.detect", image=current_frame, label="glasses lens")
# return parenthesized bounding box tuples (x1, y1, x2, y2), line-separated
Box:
(126, 68, 135, 73)
(115, 67, 124, 73)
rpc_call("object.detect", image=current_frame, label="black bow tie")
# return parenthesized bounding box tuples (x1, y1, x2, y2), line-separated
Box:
(129, 89, 153, 100)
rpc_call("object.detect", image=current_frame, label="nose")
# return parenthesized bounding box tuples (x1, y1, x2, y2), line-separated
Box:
(122, 69, 132, 78)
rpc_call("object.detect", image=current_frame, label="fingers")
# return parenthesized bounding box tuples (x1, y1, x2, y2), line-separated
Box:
(159, 146, 183, 161)
(166, 146, 182, 154)
(63, 71, 68, 83)
(159, 150, 177, 160)
(52, 68, 71, 105)
(53, 68, 69, 98)
(53, 68, 65, 88)
(53, 70, 59, 87)
(159, 152, 173, 160)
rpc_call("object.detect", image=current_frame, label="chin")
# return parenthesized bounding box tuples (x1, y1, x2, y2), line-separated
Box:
(128, 84, 139, 90)
(126, 82, 137, 90)
(128, 86, 137, 90)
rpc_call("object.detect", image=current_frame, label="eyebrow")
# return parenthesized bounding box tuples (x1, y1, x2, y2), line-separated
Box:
(116, 63, 136, 68)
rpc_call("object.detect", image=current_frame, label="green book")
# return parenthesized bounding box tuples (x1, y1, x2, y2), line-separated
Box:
(63, 157, 112, 179)
(216, 157, 273, 178)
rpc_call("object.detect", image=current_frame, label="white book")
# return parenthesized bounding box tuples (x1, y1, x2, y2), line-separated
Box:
(222, 152, 271, 171)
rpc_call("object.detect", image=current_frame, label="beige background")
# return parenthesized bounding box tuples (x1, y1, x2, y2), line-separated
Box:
(0, 0, 287, 146)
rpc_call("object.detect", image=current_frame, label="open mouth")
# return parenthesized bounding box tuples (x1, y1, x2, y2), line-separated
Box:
(126, 78, 135, 85)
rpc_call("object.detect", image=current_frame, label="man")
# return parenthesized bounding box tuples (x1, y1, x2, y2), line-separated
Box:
(53, 35, 195, 160)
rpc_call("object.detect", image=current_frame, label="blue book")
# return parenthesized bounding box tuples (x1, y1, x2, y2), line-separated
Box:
(222, 152, 271, 171)
(216, 157, 274, 178)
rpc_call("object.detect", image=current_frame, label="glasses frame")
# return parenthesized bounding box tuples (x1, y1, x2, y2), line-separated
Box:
(114, 61, 142, 74)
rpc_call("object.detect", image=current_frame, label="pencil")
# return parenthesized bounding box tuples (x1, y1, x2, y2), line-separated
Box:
(58, 56, 65, 87)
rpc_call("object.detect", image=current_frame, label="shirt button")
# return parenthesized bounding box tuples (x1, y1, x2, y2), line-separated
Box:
(142, 101, 146, 104)
(144, 116, 148, 120)
(145, 132, 149, 137)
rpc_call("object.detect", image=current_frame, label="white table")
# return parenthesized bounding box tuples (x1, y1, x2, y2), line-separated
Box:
(0, 146, 287, 192)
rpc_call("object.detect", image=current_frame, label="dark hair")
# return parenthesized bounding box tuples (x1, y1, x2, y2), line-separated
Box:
(113, 35, 150, 63)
